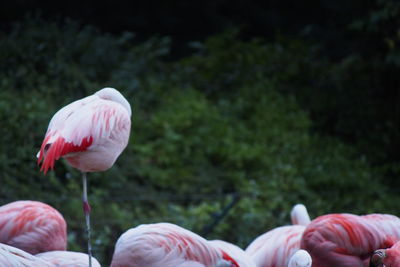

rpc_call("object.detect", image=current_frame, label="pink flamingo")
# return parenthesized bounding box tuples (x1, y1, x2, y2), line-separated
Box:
(370, 240, 400, 267)
(36, 251, 101, 267)
(0, 200, 67, 254)
(37, 87, 131, 266)
(0, 243, 53, 267)
(244, 203, 311, 267)
(245, 225, 306, 267)
(300, 213, 400, 266)
(110, 222, 239, 267)
(208, 239, 256, 267)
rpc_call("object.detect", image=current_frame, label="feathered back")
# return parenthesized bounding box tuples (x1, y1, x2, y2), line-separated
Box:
(111, 223, 233, 267)
(0, 243, 53, 267)
(36, 251, 101, 267)
(301, 213, 400, 267)
(0, 201, 67, 254)
(245, 225, 306, 267)
(209, 240, 256, 267)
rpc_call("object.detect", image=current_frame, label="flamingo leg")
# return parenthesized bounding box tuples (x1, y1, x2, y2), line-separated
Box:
(82, 172, 92, 267)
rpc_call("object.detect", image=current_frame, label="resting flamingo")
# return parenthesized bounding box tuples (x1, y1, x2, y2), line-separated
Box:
(208, 240, 256, 267)
(36, 251, 101, 267)
(0, 243, 53, 267)
(301, 213, 400, 266)
(245, 203, 311, 267)
(288, 249, 312, 267)
(110, 222, 239, 267)
(37, 87, 131, 266)
(370, 240, 400, 267)
(0, 200, 67, 254)
(245, 224, 306, 267)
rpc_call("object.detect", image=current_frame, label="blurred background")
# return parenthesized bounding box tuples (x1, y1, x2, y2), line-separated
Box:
(0, 0, 399, 265)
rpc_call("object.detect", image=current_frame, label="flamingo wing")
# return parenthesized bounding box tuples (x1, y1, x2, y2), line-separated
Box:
(0, 243, 53, 267)
(245, 225, 305, 267)
(209, 240, 255, 267)
(36, 251, 101, 267)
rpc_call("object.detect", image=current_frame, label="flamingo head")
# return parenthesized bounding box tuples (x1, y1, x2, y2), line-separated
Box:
(369, 249, 386, 267)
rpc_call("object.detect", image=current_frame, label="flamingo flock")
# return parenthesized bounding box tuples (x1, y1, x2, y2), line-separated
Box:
(2, 199, 400, 266)
(2, 88, 399, 266)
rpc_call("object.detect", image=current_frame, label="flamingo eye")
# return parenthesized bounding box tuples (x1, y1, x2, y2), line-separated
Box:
(44, 143, 51, 152)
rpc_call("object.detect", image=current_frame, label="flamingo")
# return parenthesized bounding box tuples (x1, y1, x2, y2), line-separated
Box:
(0, 243, 53, 267)
(0, 200, 67, 254)
(110, 222, 239, 267)
(245, 225, 306, 267)
(37, 87, 131, 266)
(36, 251, 101, 267)
(370, 240, 400, 267)
(287, 249, 312, 267)
(244, 203, 311, 267)
(300, 213, 400, 266)
(208, 240, 256, 267)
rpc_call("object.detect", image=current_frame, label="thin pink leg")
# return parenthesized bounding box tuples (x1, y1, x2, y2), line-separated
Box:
(82, 172, 92, 267)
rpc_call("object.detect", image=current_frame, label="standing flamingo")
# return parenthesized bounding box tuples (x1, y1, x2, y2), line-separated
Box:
(110, 222, 239, 267)
(0, 200, 67, 254)
(208, 240, 256, 267)
(37, 87, 132, 266)
(300, 213, 400, 266)
(288, 249, 312, 267)
(0, 243, 53, 267)
(36, 251, 101, 267)
(370, 240, 400, 267)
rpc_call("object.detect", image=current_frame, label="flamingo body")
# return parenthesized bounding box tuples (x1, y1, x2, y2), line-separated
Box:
(36, 251, 101, 267)
(110, 222, 238, 267)
(38, 87, 131, 174)
(0, 201, 67, 254)
(245, 225, 306, 267)
(301, 213, 400, 267)
(208, 240, 256, 267)
(0, 243, 53, 267)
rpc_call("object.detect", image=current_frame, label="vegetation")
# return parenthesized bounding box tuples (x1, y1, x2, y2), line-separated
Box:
(0, 2, 399, 263)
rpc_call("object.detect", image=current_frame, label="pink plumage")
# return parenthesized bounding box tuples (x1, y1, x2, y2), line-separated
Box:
(36, 251, 101, 267)
(245, 225, 306, 267)
(301, 213, 400, 267)
(110, 222, 239, 267)
(208, 240, 256, 267)
(0, 200, 67, 255)
(0, 241, 53, 267)
(37, 87, 131, 174)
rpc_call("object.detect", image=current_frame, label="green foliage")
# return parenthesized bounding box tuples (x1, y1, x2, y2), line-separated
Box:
(0, 17, 397, 265)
